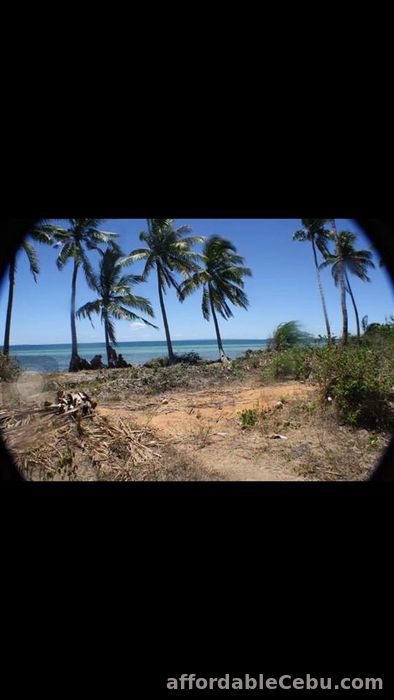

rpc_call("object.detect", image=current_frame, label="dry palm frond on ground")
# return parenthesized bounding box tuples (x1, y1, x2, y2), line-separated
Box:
(0, 397, 217, 481)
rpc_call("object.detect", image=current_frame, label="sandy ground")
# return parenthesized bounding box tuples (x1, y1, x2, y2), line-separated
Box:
(97, 381, 315, 480)
(2, 370, 385, 481)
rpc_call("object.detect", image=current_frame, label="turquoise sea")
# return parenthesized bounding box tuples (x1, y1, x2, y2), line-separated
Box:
(9, 339, 269, 373)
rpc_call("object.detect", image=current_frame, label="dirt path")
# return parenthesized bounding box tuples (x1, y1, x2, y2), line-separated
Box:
(98, 381, 314, 481)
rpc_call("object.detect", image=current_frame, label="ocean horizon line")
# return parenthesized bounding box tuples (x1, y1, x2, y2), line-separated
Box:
(7, 337, 323, 373)
(9, 338, 269, 348)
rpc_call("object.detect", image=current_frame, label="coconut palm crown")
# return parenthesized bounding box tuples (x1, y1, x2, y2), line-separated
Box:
(32, 219, 119, 370)
(180, 235, 252, 361)
(129, 219, 204, 363)
(293, 219, 333, 340)
(320, 230, 375, 338)
(76, 243, 157, 365)
(3, 227, 53, 354)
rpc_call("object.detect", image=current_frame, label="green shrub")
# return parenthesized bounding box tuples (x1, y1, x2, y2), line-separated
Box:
(176, 352, 202, 365)
(265, 340, 393, 429)
(310, 344, 392, 429)
(0, 353, 21, 382)
(268, 321, 313, 351)
(143, 356, 170, 368)
(239, 408, 259, 429)
(364, 319, 394, 337)
(144, 353, 202, 369)
(272, 347, 313, 380)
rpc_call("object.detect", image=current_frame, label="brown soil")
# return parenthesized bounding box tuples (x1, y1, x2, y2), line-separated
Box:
(97, 382, 313, 481)
(1, 368, 387, 481)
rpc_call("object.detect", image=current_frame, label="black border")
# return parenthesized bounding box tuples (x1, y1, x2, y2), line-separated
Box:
(2, 163, 393, 694)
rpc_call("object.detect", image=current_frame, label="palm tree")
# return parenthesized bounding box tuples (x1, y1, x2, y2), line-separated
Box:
(3, 228, 53, 355)
(76, 244, 157, 366)
(180, 236, 252, 362)
(129, 219, 204, 364)
(329, 218, 348, 344)
(33, 219, 118, 370)
(293, 219, 333, 341)
(320, 231, 375, 340)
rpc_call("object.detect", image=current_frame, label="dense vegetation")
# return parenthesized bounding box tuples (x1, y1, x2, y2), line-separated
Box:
(0, 352, 21, 382)
(268, 321, 394, 429)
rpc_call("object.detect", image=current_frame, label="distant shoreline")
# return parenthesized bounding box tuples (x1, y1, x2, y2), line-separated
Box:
(8, 339, 271, 374)
(8, 338, 267, 349)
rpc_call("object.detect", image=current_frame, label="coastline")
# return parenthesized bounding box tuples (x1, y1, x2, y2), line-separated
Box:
(8, 339, 270, 374)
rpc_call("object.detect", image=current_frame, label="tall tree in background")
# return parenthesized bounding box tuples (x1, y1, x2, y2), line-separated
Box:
(293, 219, 332, 341)
(180, 236, 252, 361)
(33, 219, 118, 370)
(329, 219, 348, 344)
(3, 228, 53, 354)
(76, 244, 157, 365)
(320, 231, 375, 339)
(129, 219, 204, 364)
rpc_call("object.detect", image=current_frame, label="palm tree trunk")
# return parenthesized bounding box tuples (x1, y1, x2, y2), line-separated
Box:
(3, 256, 16, 355)
(209, 284, 230, 362)
(340, 264, 348, 344)
(332, 220, 348, 344)
(345, 271, 360, 339)
(157, 264, 175, 363)
(69, 260, 79, 371)
(104, 315, 111, 366)
(311, 237, 331, 341)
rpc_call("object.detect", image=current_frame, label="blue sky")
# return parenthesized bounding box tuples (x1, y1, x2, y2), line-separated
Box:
(0, 219, 392, 345)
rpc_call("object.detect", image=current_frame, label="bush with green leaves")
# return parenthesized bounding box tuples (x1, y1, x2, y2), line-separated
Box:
(310, 344, 393, 428)
(364, 318, 394, 337)
(272, 346, 313, 380)
(144, 352, 202, 369)
(176, 352, 202, 365)
(239, 408, 259, 429)
(0, 353, 21, 382)
(268, 321, 313, 352)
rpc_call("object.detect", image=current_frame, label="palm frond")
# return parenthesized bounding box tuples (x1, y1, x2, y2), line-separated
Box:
(293, 230, 308, 242)
(76, 299, 102, 323)
(108, 303, 158, 328)
(294, 221, 333, 252)
(22, 241, 40, 281)
(321, 231, 375, 288)
(115, 294, 155, 318)
(117, 272, 146, 287)
(56, 241, 75, 270)
(139, 232, 151, 244)
(30, 224, 69, 243)
(180, 271, 210, 300)
(176, 235, 205, 246)
(30, 228, 54, 245)
(202, 285, 210, 321)
(87, 228, 119, 243)
(80, 250, 98, 291)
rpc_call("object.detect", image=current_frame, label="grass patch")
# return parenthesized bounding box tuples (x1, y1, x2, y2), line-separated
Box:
(0, 353, 21, 383)
(239, 408, 259, 429)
